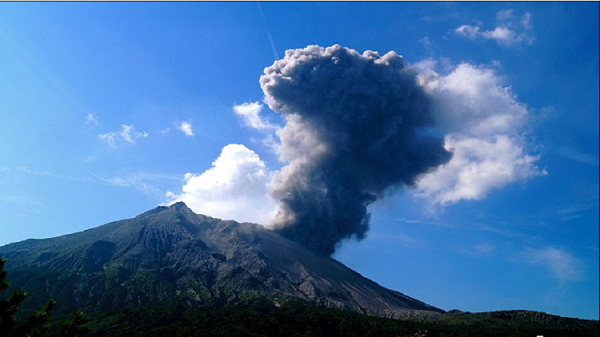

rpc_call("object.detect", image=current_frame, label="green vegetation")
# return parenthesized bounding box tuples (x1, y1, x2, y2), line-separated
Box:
(0, 258, 86, 337)
(81, 298, 599, 337)
(3, 256, 598, 337)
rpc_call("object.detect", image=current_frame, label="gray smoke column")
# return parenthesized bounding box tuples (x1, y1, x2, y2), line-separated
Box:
(260, 45, 451, 255)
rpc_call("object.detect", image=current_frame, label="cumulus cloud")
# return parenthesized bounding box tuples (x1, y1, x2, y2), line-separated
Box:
(417, 63, 527, 135)
(179, 121, 194, 136)
(522, 247, 584, 282)
(417, 135, 543, 204)
(260, 45, 451, 255)
(167, 144, 277, 225)
(413, 61, 545, 205)
(99, 124, 148, 147)
(455, 9, 534, 47)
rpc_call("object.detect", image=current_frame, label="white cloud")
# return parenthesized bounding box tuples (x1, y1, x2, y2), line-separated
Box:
(522, 247, 584, 282)
(474, 243, 495, 254)
(85, 113, 98, 125)
(167, 144, 277, 225)
(120, 124, 148, 143)
(233, 102, 281, 150)
(0, 195, 42, 206)
(98, 124, 148, 147)
(413, 61, 546, 206)
(456, 242, 495, 255)
(419, 36, 439, 55)
(105, 172, 179, 197)
(98, 132, 118, 147)
(455, 24, 482, 40)
(556, 147, 599, 167)
(82, 155, 97, 164)
(179, 121, 194, 137)
(416, 135, 544, 205)
(419, 63, 528, 136)
(454, 9, 534, 47)
(233, 102, 280, 131)
(557, 202, 597, 222)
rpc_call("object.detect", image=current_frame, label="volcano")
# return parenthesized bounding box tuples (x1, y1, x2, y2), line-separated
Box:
(0, 202, 442, 318)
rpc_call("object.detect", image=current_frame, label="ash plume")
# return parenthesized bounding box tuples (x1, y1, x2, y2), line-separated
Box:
(260, 45, 451, 255)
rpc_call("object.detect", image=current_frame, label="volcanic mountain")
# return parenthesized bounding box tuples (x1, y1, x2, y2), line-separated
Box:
(0, 202, 442, 318)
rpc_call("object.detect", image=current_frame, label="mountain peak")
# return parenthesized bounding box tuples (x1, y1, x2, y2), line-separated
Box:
(0, 204, 442, 318)
(136, 201, 194, 219)
(170, 201, 190, 211)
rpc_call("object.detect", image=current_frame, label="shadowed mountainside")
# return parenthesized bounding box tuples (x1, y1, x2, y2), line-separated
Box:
(0, 202, 441, 318)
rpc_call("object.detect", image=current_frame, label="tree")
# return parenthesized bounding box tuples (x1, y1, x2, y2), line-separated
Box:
(0, 257, 28, 336)
(0, 258, 86, 337)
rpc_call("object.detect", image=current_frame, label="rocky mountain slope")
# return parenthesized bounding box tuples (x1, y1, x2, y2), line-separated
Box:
(0, 202, 442, 318)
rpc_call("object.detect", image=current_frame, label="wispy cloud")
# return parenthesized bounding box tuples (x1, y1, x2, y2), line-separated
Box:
(120, 125, 148, 143)
(474, 242, 495, 253)
(82, 155, 97, 164)
(13, 166, 62, 178)
(85, 113, 98, 125)
(104, 172, 180, 197)
(369, 232, 428, 249)
(98, 132, 117, 147)
(522, 247, 584, 282)
(471, 222, 535, 240)
(11, 166, 93, 183)
(557, 203, 598, 222)
(454, 9, 534, 47)
(419, 36, 439, 56)
(178, 121, 194, 137)
(5, 165, 177, 199)
(233, 102, 281, 150)
(98, 124, 148, 147)
(0, 194, 42, 206)
(556, 146, 599, 167)
(455, 242, 495, 255)
(3, 165, 97, 184)
(233, 102, 280, 131)
(394, 217, 454, 228)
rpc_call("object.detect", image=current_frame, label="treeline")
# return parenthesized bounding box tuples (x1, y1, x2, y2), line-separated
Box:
(81, 299, 598, 337)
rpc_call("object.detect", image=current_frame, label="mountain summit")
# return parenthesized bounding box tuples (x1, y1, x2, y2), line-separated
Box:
(0, 203, 442, 318)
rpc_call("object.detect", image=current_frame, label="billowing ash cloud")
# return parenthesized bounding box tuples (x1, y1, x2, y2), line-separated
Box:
(259, 45, 451, 255)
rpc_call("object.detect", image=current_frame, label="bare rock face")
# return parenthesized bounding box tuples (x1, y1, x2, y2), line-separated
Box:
(0, 202, 442, 318)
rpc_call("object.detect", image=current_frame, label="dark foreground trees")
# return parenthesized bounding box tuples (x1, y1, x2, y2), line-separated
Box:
(0, 258, 86, 337)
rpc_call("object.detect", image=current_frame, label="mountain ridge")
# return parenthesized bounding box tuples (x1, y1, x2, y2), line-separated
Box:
(0, 202, 442, 319)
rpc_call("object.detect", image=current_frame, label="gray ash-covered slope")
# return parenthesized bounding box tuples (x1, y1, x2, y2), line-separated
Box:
(0, 202, 442, 318)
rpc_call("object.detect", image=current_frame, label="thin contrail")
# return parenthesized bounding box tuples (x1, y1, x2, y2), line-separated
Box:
(257, 2, 280, 60)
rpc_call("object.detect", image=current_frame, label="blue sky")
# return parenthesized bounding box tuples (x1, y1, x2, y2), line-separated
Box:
(0, 2, 598, 320)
